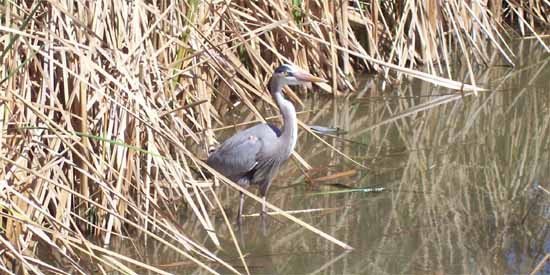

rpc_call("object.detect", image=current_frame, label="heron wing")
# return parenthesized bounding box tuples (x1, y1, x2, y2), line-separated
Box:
(206, 123, 280, 182)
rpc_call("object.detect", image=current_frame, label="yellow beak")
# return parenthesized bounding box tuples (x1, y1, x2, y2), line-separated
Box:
(293, 71, 328, 83)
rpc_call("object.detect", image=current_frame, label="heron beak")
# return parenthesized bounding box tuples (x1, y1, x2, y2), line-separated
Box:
(293, 71, 327, 83)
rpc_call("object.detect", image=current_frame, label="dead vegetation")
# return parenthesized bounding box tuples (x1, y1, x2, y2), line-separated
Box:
(0, 0, 548, 274)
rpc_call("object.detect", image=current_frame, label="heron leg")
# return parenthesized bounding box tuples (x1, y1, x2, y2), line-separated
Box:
(260, 195, 268, 234)
(237, 192, 244, 225)
(261, 207, 267, 236)
(259, 181, 271, 217)
(261, 196, 267, 216)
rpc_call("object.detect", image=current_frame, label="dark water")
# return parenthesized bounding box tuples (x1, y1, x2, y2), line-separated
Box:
(110, 41, 550, 274)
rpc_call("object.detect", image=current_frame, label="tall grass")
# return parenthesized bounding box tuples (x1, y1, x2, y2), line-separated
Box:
(0, 0, 548, 273)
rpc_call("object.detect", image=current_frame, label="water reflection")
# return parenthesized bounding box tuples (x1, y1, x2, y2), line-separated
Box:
(227, 41, 549, 274)
(110, 41, 550, 274)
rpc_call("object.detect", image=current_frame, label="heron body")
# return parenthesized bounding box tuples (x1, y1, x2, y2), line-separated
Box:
(206, 64, 324, 223)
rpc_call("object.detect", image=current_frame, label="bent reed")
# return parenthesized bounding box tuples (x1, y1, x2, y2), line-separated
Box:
(0, 0, 548, 274)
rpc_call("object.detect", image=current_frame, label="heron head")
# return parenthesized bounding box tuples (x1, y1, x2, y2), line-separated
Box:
(271, 64, 326, 88)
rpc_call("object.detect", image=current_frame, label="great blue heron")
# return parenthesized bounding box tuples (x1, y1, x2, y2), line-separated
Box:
(207, 64, 325, 223)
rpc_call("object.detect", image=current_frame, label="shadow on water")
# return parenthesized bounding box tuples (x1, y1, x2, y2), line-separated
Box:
(109, 40, 550, 274)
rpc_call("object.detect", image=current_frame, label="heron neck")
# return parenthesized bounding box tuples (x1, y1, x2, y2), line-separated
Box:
(272, 90, 297, 157)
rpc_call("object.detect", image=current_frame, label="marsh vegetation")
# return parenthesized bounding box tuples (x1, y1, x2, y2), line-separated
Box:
(0, 1, 549, 274)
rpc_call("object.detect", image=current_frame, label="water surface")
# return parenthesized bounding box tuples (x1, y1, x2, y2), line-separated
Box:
(116, 41, 550, 274)
(223, 41, 550, 274)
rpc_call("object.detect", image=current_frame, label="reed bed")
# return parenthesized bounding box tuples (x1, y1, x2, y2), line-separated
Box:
(0, 0, 548, 274)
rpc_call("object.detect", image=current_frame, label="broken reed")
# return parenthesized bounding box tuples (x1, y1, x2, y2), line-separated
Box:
(0, 0, 548, 274)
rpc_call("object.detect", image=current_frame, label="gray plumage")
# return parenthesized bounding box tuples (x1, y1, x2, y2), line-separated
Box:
(206, 64, 325, 223)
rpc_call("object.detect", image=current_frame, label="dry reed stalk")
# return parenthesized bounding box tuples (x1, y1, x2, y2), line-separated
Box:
(0, 0, 548, 273)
